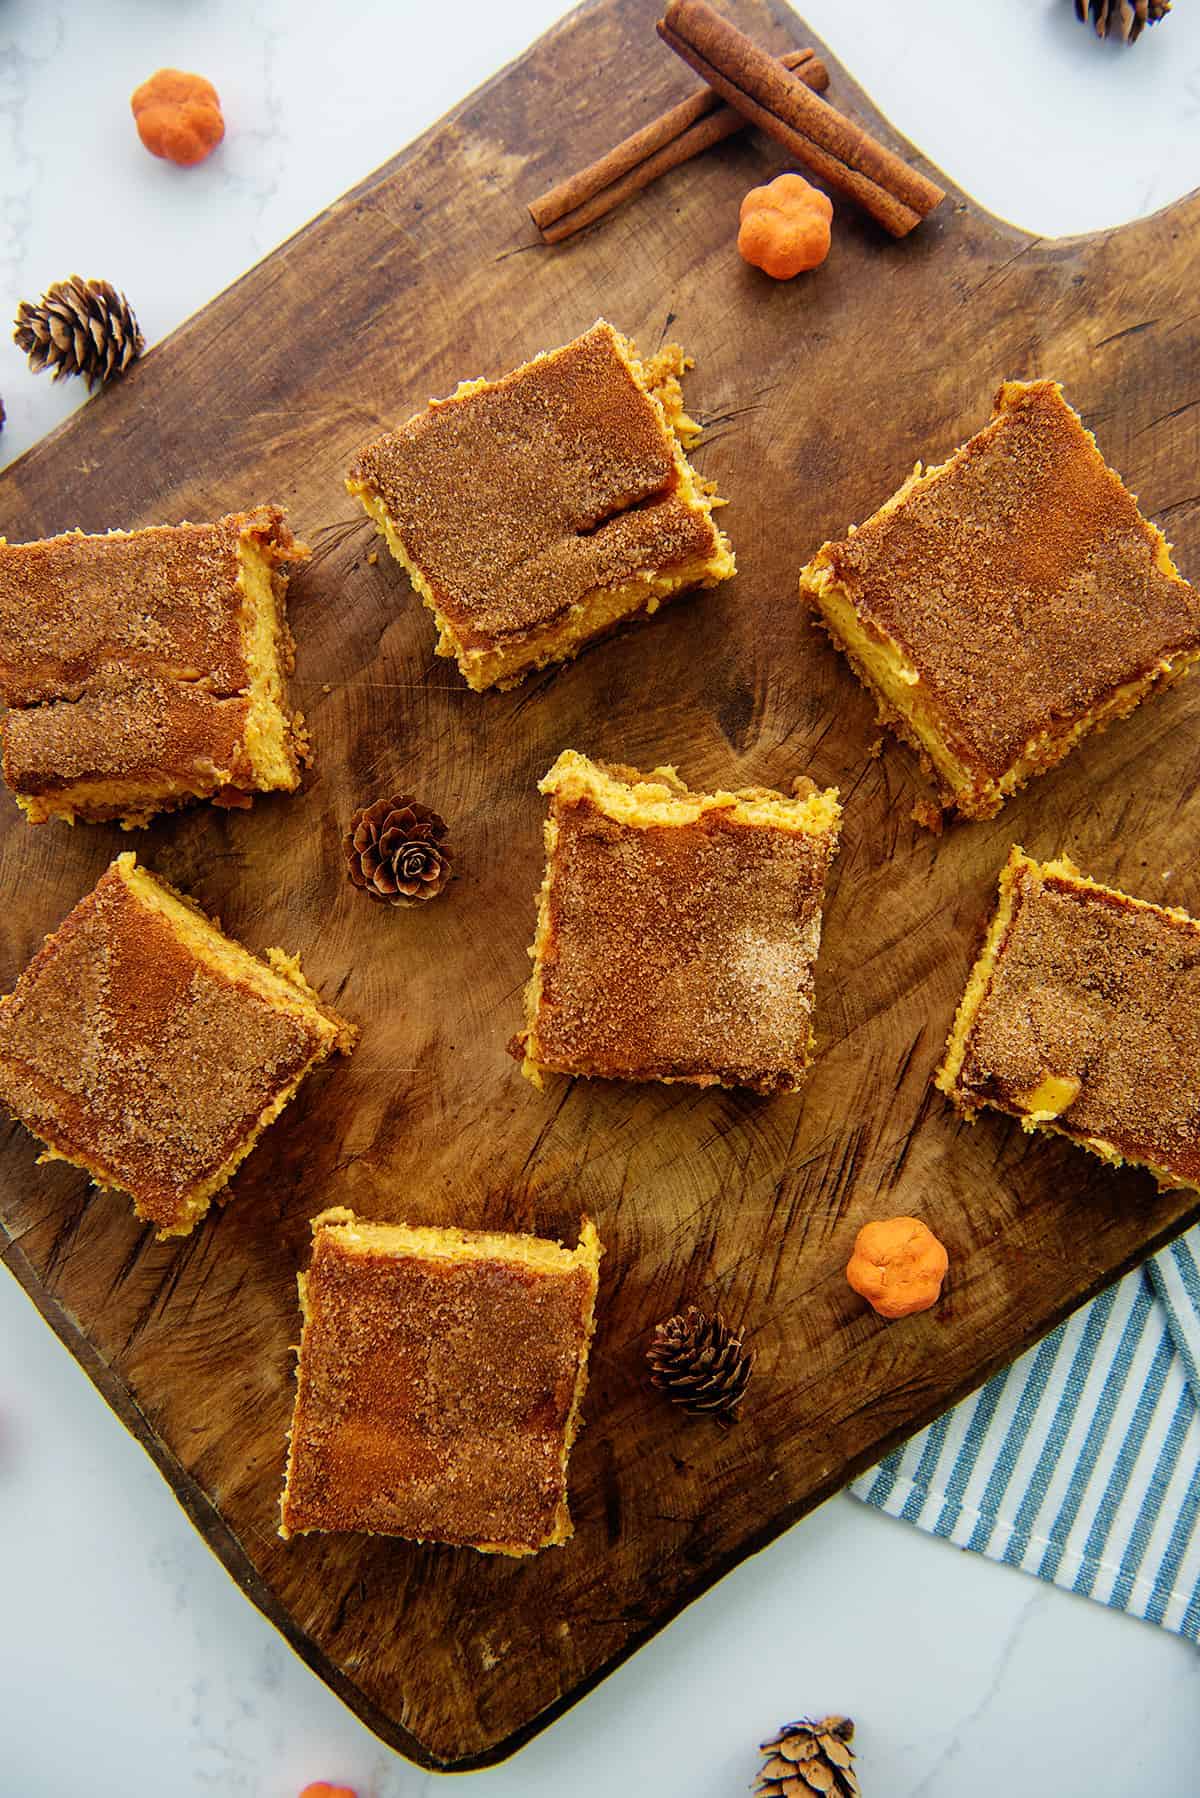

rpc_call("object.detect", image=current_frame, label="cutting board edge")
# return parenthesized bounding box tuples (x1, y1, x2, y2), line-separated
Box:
(6, 1178, 1198, 1770)
(0, 1222, 441, 1770)
(8, 0, 1200, 499)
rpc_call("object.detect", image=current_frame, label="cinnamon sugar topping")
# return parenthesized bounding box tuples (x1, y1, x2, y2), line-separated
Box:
(815, 382, 1200, 781)
(347, 320, 730, 654)
(2, 678, 260, 811)
(946, 851, 1200, 1190)
(0, 855, 353, 1234)
(517, 753, 841, 1094)
(0, 506, 308, 824)
(0, 508, 296, 704)
(280, 1212, 601, 1553)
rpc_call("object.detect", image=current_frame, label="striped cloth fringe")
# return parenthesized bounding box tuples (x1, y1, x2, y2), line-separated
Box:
(851, 1227, 1200, 1638)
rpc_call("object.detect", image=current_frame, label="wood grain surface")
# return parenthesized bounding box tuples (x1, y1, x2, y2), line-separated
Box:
(2, 0, 1199, 1769)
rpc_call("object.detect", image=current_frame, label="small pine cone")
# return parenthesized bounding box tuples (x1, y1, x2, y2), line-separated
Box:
(345, 794, 452, 907)
(13, 276, 144, 390)
(756, 1717, 859, 1798)
(646, 1305, 754, 1418)
(1074, 0, 1170, 41)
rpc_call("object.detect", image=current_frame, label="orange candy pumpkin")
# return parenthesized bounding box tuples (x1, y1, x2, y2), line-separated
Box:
(738, 172, 833, 280)
(845, 1216, 948, 1320)
(298, 1785, 356, 1798)
(131, 68, 225, 167)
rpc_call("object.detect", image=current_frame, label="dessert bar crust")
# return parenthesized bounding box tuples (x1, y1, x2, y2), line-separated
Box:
(799, 381, 1200, 823)
(514, 750, 841, 1094)
(347, 320, 734, 691)
(279, 1208, 602, 1554)
(937, 846, 1200, 1192)
(0, 853, 356, 1236)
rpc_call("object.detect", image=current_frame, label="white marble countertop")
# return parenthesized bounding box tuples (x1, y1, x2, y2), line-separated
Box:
(2, 2, 1200, 1793)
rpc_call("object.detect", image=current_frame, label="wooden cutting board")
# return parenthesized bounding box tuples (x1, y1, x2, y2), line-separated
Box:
(2, 0, 1199, 1768)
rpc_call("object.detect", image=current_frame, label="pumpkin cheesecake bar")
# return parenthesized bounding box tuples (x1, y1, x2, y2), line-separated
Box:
(347, 319, 735, 691)
(937, 847, 1200, 1192)
(279, 1208, 602, 1553)
(0, 852, 356, 1237)
(799, 381, 1200, 824)
(0, 506, 309, 825)
(513, 750, 841, 1094)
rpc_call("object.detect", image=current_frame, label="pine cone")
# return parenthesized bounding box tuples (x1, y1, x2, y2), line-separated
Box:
(756, 1718, 859, 1798)
(646, 1305, 754, 1418)
(13, 276, 144, 390)
(1074, 0, 1170, 41)
(345, 794, 452, 907)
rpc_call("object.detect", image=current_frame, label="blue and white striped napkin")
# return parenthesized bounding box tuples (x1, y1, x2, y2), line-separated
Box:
(851, 1227, 1200, 1639)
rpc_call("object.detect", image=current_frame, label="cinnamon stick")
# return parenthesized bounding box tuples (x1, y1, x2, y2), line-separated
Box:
(529, 48, 828, 244)
(657, 0, 944, 238)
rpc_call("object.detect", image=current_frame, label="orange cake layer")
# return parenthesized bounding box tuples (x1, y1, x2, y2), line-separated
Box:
(280, 1209, 602, 1554)
(937, 847, 1200, 1192)
(799, 382, 1200, 823)
(347, 319, 734, 691)
(513, 750, 841, 1095)
(0, 506, 309, 825)
(0, 853, 356, 1236)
